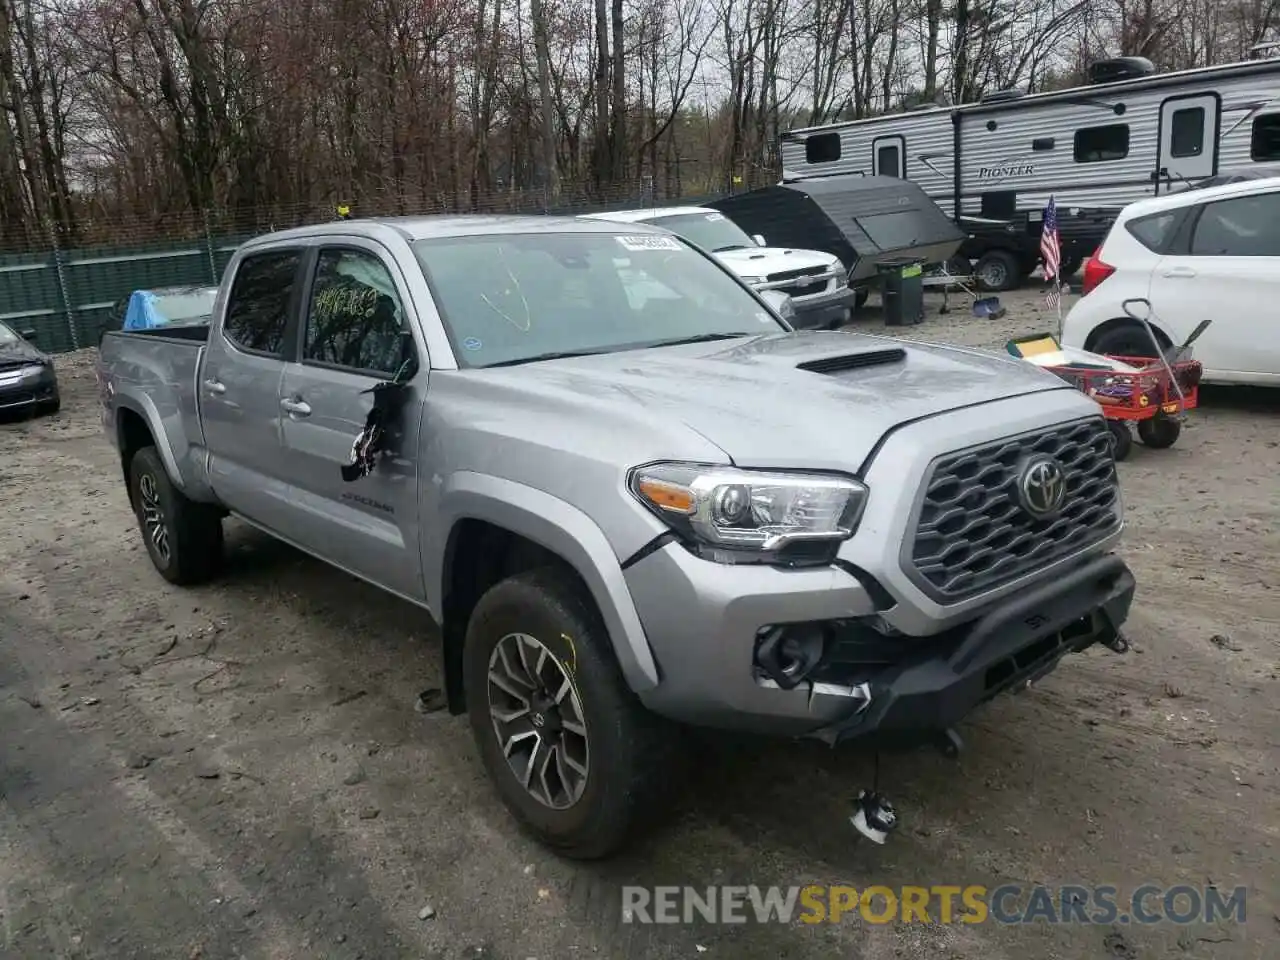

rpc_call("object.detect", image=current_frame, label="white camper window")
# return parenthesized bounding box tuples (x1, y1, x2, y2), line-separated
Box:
(873, 137, 904, 178)
(1250, 115, 1280, 161)
(1170, 107, 1205, 158)
(805, 133, 841, 164)
(1073, 124, 1129, 163)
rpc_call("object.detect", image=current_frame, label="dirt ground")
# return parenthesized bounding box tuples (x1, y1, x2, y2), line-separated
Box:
(2, 287, 1277, 960)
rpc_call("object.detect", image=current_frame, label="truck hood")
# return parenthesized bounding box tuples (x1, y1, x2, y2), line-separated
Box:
(484, 331, 1073, 472)
(714, 246, 838, 276)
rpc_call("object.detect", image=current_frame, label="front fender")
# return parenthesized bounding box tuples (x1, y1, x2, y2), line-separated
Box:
(428, 472, 660, 692)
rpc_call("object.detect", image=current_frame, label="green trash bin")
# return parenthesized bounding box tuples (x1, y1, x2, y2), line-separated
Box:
(876, 258, 925, 327)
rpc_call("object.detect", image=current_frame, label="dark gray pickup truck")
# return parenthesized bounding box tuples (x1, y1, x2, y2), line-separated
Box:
(97, 215, 1136, 858)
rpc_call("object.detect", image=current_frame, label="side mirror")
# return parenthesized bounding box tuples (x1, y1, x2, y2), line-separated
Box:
(752, 234, 767, 247)
(759, 289, 795, 321)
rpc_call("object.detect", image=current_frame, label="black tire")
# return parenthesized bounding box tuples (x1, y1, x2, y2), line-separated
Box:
(974, 249, 1021, 292)
(1090, 322, 1166, 361)
(1137, 413, 1181, 449)
(853, 287, 871, 310)
(128, 446, 223, 585)
(464, 567, 677, 859)
(1060, 256, 1083, 278)
(1107, 420, 1133, 462)
(39, 398, 60, 416)
(944, 255, 971, 277)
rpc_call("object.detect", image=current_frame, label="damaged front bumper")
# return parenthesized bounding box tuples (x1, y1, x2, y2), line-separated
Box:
(806, 553, 1134, 747)
(625, 541, 1135, 745)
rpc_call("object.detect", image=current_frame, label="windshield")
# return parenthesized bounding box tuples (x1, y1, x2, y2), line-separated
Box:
(153, 290, 217, 323)
(0, 322, 19, 345)
(412, 232, 786, 368)
(644, 211, 756, 253)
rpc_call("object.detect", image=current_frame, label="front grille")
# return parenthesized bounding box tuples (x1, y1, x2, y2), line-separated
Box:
(767, 266, 827, 283)
(907, 418, 1119, 601)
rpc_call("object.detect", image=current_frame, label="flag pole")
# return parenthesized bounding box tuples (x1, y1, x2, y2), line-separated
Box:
(1055, 280, 1064, 342)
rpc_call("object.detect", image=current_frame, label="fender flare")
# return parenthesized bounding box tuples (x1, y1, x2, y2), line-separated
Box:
(428, 472, 661, 692)
(113, 390, 187, 491)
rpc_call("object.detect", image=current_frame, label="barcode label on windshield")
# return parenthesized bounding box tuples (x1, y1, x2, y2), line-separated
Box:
(616, 235, 682, 252)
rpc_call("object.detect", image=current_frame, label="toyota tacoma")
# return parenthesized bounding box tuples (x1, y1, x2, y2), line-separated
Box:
(96, 215, 1135, 858)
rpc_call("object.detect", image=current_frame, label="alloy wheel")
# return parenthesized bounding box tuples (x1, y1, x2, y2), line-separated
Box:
(487, 632, 590, 809)
(138, 473, 171, 564)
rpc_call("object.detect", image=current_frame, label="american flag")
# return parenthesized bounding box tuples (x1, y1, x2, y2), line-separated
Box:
(1041, 196, 1062, 310)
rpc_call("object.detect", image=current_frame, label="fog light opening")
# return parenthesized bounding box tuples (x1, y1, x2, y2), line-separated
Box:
(754, 623, 828, 690)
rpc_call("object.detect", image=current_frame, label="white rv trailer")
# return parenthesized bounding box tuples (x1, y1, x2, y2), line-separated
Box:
(779, 57, 1280, 288)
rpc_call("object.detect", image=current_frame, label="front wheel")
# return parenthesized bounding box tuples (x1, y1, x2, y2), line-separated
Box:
(853, 287, 871, 310)
(128, 446, 223, 585)
(464, 568, 677, 859)
(1137, 413, 1181, 449)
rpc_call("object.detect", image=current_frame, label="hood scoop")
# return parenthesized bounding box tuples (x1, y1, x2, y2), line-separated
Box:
(797, 347, 906, 375)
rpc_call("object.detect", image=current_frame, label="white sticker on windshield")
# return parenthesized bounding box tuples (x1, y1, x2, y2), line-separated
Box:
(616, 234, 682, 252)
(705, 212, 725, 222)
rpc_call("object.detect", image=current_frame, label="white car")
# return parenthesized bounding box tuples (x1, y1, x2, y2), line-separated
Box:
(1061, 177, 1280, 386)
(580, 206, 857, 329)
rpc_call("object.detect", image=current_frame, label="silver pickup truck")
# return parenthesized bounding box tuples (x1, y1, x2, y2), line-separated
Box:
(97, 215, 1135, 858)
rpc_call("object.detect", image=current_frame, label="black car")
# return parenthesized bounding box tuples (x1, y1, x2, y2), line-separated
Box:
(0, 321, 59, 416)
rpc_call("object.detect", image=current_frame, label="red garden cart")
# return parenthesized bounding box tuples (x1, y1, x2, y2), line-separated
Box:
(1008, 298, 1209, 461)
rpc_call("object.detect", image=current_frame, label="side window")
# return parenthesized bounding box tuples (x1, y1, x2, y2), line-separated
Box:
(874, 140, 903, 178)
(223, 250, 301, 355)
(805, 132, 841, 164)
(1073, 124, 1130, 163)
(304, 248, 412, 375)
(1125, 211, 1179, 252)
(1189, 193, 1280, 256)
(1169, 107, 1204, 157)
(1250, 115, 1280, 161)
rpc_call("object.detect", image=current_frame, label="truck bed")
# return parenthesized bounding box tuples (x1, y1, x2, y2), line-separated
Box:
(98, 326, 210, 494)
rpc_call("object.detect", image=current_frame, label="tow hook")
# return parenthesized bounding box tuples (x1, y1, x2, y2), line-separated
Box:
(1102, 630, 1129, 654)
(851, 789, 898, 844)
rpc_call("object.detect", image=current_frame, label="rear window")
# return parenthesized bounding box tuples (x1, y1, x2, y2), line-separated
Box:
(1124, 211, 1179, 252)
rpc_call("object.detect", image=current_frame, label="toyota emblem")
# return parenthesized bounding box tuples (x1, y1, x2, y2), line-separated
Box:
(1017, 456, 1067, 518)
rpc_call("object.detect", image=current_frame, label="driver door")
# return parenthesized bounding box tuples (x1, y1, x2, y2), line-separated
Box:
(273, 240, 430, 600)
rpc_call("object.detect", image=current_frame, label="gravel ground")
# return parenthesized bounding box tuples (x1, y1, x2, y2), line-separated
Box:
(1, 288, 1277, 960)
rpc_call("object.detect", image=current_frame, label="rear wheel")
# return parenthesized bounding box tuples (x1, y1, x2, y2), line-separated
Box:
(974, 250, 1021, 292)
(1090, 321, 1167, 361)
(128, 446, 223, 585)
(1107, 421, 1133, 462)
(853, 287, 870, 310)
(1137, 413, 1181, 449)
(463, 567, 678, 859)
(1060, 256, 1083, 278)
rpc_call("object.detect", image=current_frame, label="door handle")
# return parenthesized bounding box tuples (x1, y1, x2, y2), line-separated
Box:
(1162, 266, 1197, 279)
(280, 397, 312, 417)
(203, 378, 226, 395)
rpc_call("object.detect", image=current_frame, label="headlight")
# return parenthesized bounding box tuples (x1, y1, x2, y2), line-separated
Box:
(19, 364, 47, 379)
(629, 462, 867, 564)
